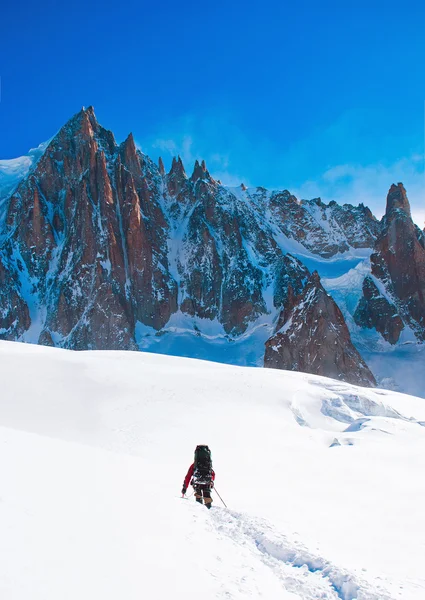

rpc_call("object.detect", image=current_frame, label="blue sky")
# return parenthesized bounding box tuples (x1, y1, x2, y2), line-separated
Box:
(1, 0, 424, 224)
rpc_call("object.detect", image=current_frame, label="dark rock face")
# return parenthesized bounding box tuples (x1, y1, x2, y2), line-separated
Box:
(0, 251, 31, 338)
(273, 254, 310, 311)
(264, 272, 376, 386)
(416, 225, 425, 250)
(354, 276, 404, 344)
(355, 183, 425, 342)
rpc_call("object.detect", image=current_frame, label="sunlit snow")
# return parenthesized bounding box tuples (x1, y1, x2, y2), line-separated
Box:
(0, 341, 424, 599)
(0, 141, 49, 226)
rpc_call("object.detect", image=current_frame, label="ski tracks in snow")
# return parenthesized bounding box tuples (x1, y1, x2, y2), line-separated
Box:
(210, 508, 394, 600)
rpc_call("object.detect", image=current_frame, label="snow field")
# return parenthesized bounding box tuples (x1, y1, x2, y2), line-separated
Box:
(0, 341, 424, 599)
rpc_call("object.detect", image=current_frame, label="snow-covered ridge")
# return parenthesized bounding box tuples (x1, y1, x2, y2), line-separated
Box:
(0, 141, 50, 227)
(0, 141, 49, 200)
(0, 341, 424, 599)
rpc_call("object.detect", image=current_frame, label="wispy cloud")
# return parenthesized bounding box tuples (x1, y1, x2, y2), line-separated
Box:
(138, 108, 424, 227)
(151, 135, 195, 167)
(292, 157, 425, 226)
(139, 111, 255, 187)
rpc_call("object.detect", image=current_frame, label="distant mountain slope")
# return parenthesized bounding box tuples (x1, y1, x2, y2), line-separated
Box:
(0, 107, 423, 389)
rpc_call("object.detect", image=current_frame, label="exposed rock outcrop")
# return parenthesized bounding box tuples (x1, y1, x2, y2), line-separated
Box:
(264, 272, 376, 386)
(166, 156, 187, 197)
(0, 251, 31, 338)
(354, 276, 404, 344)
(158, 156, 165, 176)
(355, 183, 425, 342)
(191, 159, 211, 182)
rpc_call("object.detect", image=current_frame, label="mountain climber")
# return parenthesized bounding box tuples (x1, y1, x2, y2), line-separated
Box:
(181, 445, 215, 509)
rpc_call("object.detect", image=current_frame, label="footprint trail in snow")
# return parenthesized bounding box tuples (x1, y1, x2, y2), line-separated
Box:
(209, 508, 394, 600)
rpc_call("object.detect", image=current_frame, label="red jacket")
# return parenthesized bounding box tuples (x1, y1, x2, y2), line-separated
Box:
(183, 463, 215, 489)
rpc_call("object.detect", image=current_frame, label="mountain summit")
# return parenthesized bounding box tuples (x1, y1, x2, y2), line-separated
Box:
(0, 108, 423, 389)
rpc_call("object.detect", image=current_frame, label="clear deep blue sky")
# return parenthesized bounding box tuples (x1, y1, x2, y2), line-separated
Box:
(1, 0, 424, 222)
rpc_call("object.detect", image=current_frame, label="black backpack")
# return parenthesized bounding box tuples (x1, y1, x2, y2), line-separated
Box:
(193, 445, 212, 485)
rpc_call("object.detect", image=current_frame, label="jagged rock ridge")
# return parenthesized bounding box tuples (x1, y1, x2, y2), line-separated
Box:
(0, 107, 411, 386)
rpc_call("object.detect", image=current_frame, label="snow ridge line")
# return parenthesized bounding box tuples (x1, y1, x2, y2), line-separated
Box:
(211, 509, 394, 600)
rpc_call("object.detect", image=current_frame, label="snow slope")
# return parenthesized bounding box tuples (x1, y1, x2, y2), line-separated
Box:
(0, 142, 49, 228)
(0, 341, 424, 599)
(0, 143, 49, 199)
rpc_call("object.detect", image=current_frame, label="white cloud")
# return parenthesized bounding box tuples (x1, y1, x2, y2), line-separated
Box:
(139, 111, 255, 183)
(151, 138, 178, 155)
(138, 109, 424, 228)
(293, 158, 425, 227)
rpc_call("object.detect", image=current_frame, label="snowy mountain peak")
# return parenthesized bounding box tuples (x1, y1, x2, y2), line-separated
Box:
(0, 108, 424, 393)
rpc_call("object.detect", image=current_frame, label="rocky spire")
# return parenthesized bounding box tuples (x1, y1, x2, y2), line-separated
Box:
(385, 182, 411, 217)
(169, 156, 185, 176)
(191, 159, 210, 182)
(119, 133, 141, 177)
(166, 156, 187, 196)
(158, 156, 165, 176)
(355, 183, 425, 342)
(374, 183, 425, 304)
